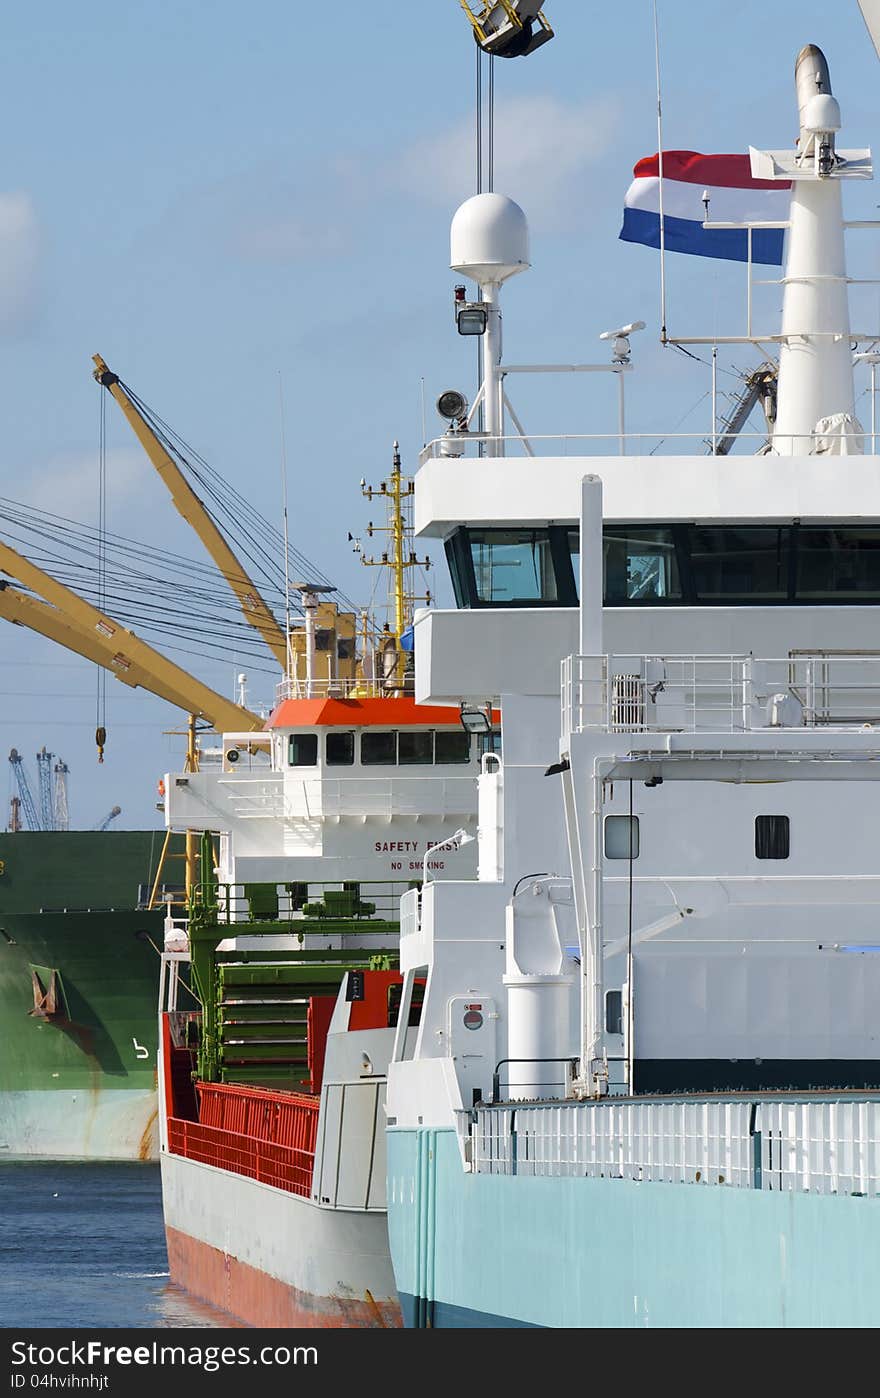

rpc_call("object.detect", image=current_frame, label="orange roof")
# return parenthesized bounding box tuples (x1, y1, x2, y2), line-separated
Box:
(267, 696, 471, 730)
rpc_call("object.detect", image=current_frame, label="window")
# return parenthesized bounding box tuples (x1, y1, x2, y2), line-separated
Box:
(603, 528, 681, 603)
(604, 815, 640, 859)
(755, 814, 789, 860)
(470, 529, 559, 604)
(796, 527, 880, 600)
(288, 733, 318, 766)
(446, 522, 880, 609)
(326, 731, 354, 766)
(690, 526, 789, 601)
(435, 731, 472, 764)
(361, 731, 397, 765)
(605, 989, 623, 1035)
(398, 731, 433, 765)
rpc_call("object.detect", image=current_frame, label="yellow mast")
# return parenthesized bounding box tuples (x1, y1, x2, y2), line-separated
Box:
(358, 441, 431, 682)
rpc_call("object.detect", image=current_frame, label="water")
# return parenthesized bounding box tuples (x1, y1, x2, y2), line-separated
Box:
(0, 1162, 241, 1328)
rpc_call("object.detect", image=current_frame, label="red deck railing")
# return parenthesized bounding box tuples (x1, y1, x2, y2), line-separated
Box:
(167, 1081, 320, 1198)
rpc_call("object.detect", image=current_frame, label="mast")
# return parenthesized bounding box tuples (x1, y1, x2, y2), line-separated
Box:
(757, 46, 872, 454)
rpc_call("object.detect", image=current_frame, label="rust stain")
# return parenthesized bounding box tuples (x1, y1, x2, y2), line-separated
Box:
(139, 1106, 159, 1161)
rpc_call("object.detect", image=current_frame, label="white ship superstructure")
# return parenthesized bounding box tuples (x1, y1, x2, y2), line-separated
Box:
(386, 40, 880, 1327)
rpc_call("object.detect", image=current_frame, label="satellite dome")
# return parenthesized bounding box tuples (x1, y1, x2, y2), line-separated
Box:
(450, 193, 530, 285)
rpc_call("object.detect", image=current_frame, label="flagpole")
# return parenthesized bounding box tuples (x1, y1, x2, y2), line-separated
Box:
(653, 0, 668, 343)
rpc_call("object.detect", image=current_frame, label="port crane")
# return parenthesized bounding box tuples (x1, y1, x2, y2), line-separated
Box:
(0, 545, 261, 737)
(93, 355, 289, 670)
(93, 806, 121, 831)
(8, 750, 40, 831)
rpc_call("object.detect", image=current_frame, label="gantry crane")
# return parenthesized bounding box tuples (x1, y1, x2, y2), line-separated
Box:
(92, 355, 289, 670)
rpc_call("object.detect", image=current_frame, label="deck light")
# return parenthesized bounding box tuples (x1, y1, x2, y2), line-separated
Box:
(437, 389, 469, 421)
(456, 303, 488, 336)
(459, 701, 493, 734)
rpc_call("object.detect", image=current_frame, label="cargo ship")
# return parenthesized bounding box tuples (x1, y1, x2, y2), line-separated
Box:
(155, 438, 489, 1324)
(0, 829, 182, 1160)
(385, 23, 880, 1327)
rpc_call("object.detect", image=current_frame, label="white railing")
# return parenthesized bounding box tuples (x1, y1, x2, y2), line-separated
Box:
(562, 653, 880, 738)
(275, 676, 406, 703)
(213, 773, 475, 822)
(417, 430, 856, 464)
(465, 1096, 880, 1197)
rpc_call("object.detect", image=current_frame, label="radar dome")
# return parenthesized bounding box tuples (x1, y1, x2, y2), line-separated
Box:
(450, 193, 530, 285)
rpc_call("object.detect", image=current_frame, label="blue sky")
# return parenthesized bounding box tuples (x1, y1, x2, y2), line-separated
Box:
(2, 0, 879, 829)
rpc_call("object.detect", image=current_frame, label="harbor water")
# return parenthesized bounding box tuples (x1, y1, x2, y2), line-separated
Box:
(0, 1162, 239, 1328)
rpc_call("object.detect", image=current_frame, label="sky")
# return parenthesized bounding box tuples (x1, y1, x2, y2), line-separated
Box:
(2, 0, 880, 829)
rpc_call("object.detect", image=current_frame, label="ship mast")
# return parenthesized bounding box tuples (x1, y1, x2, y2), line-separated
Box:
(755, 45, 872, 454)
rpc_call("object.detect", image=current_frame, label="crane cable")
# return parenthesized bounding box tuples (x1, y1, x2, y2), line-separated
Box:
(96, 387, 107, 763)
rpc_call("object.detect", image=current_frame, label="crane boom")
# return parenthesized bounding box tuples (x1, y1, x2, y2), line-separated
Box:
(92, 355, 289, 670)
(0, 548, 262, 734)
(0, 582, 217, 716)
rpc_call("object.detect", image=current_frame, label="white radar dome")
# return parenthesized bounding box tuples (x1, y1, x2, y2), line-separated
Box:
(450, 193, 530, 285)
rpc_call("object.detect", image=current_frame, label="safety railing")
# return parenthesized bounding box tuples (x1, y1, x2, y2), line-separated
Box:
(214, 879, 412, 924)
(418, 428, 874, 463)
(173, 771, 476, 825)
(168, 1081, 320, 1197)
(275, 676, 409, 703)
(465, 1095, 880, 1197)
(562, 652, 880, 737)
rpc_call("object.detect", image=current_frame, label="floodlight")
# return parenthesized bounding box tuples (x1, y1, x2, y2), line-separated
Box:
(456, 303, 488, 336)
(437, 390, 468, 421)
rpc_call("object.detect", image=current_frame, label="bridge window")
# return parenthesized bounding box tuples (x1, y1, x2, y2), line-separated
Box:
(689, 526, 789, 601)
(755, 814, 789, 860)
(288, 733, 318, 766)
(435, 731, 472, 764)
(326, 731, 355, 766)
(796, 527, 880, 600)
(398, 731, 434, 765)
(604, 815, 640, 860)
(445, 524, 880, 608)
(604, 527, 681, 603)
(361, 731, 397, 765)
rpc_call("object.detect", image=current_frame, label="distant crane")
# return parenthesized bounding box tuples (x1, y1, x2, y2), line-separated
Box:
(8, 750, 41, 831)
(93, 806, 121, 832)
(7, 748, 72, 831)
(53, 760, 70, 832)
(36, 746, 54, 830)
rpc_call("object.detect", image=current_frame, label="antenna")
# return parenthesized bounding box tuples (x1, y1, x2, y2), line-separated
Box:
(652, 0, 668, 342)
(278, 372, 293, 681)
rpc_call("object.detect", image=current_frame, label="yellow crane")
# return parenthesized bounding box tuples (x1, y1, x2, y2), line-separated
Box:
(0, 544, 261, 736)
(92, 354, 289, 671)
(458, 1, 553, 57)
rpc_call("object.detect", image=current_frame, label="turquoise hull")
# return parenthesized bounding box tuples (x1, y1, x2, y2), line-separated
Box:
(387, 1127, 880, 1327)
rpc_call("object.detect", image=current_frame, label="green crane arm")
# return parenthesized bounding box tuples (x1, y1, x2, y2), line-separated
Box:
(93, 354, 289, 670)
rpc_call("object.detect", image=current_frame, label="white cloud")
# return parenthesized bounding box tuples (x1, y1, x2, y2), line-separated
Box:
(0, 193, 40, 334)
(392, 94, 622, 230)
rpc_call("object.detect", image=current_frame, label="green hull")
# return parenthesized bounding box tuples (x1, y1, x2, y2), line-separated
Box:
(0, 831, 179, 1159)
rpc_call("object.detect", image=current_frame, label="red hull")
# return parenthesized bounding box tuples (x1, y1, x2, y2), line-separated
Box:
(166, 1225, 403, 1329)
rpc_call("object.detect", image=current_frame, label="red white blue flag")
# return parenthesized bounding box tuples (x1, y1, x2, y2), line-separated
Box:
(620, 151, 790, 265)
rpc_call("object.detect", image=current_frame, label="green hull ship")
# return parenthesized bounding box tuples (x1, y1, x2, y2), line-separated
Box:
(0, 830, 181, 1160)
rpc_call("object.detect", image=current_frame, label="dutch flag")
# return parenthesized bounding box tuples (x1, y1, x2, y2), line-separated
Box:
(620, 151, 791, 265)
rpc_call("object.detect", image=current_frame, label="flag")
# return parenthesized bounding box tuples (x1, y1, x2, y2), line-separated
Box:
(620, 151, 790, 265)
